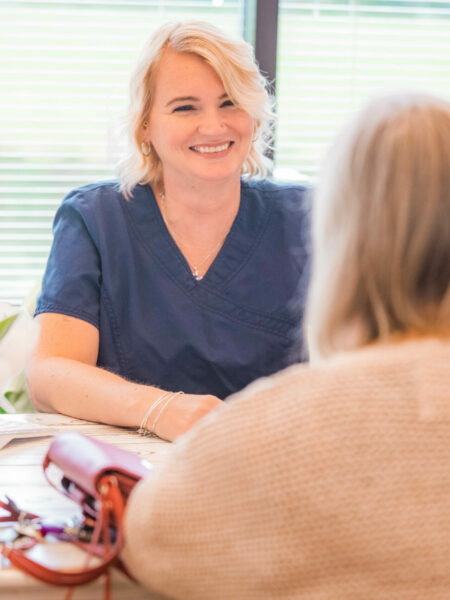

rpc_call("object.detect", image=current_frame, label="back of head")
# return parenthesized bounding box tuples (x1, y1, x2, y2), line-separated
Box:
(307, 92, 450, 360)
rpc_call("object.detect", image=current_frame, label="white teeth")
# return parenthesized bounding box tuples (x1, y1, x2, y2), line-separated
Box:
(192, 142, 230, 153)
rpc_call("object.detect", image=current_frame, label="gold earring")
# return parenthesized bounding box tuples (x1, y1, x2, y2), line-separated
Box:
(143, 120, 149, 128)
(141, 141, 151, 157)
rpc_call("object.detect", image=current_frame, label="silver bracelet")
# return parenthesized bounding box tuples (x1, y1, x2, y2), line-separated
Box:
(152, 391, 184, 436)
(137, 392, 171, 436)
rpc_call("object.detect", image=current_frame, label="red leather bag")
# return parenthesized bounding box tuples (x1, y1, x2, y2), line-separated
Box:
(0, 431, 153, 593)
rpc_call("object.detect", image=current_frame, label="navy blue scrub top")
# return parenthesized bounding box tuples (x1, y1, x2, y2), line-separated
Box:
(36, 179, 311, 400)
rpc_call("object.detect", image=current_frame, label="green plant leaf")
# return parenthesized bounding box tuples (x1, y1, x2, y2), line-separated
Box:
(0, 313, 19, 341)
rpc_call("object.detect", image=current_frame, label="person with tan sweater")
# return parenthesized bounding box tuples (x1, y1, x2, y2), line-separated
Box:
(122, 92, 450, 599)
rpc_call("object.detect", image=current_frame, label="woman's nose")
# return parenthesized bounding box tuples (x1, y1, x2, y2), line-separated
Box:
(197, 110, 226, 135)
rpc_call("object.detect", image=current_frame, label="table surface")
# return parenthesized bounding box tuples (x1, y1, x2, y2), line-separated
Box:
(0, 413, 173, 599)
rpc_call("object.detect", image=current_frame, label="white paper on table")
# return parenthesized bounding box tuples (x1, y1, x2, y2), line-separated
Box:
(0, 416, 55, 449)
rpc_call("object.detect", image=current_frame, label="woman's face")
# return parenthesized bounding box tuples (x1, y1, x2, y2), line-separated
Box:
(143, 49, 254, 188)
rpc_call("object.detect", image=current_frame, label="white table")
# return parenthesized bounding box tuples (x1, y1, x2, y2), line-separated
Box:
(0, 413, 173, 599)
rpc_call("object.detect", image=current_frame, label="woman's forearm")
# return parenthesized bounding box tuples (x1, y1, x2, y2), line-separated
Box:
(27, 356, 157, 427)
(28, 314, 221, 439)
(26, 356, 222, 440)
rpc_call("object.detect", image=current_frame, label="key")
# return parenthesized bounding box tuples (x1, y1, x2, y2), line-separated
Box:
(14, 521, 44, 542)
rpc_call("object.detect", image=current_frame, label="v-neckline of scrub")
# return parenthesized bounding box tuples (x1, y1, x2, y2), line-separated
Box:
(125, 182, 271, 292)
(150, 185, 245, 289)
(155, 190, 236, 284)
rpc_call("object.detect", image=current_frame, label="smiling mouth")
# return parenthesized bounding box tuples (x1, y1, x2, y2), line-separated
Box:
(190, 142, 233, 154)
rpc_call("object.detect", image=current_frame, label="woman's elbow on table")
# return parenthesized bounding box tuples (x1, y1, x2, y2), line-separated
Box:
(26, 356, 58, 413)
(27, 313, 99, 412)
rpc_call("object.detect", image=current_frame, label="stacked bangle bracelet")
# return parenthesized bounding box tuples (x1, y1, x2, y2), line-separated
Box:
(138, 391, 184, 437)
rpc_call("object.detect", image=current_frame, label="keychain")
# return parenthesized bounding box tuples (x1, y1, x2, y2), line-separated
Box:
(0, 496, 115, 548)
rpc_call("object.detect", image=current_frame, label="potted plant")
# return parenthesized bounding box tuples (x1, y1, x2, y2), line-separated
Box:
(0, 303, 39, 413)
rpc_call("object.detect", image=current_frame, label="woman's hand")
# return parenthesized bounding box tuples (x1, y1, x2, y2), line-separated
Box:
(153, 393, 222, 442)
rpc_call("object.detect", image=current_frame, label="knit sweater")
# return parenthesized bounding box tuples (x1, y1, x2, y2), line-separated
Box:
(123, 336, 450, 599)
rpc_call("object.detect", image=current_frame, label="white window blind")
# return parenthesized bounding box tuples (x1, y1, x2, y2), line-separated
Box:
(275, 0, 450, 182)
(0, 0, 243, 304)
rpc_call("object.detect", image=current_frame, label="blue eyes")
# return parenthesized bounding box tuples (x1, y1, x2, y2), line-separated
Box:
(172, 100, 234, 113)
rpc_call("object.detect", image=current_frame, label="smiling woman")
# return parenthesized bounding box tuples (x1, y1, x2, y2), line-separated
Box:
(118, 21, 273, 197)
(27, 21, 311, 442)
(141, 48, 255, 279)
(143, 49, 254, 224)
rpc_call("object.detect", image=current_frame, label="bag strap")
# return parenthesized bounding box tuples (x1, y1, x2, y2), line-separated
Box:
(1, 476, 125, 587)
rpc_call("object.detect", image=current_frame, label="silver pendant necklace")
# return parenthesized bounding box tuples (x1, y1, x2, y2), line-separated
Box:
(159, 191, 225, 281)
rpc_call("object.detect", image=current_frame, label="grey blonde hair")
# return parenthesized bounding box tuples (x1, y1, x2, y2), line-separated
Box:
(116, 21, 274, 198)
(307, 92, 450, 360)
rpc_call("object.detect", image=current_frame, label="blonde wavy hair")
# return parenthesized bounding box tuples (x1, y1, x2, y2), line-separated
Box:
(307, 92, 450, 360)
(116, 21, 275, 199)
